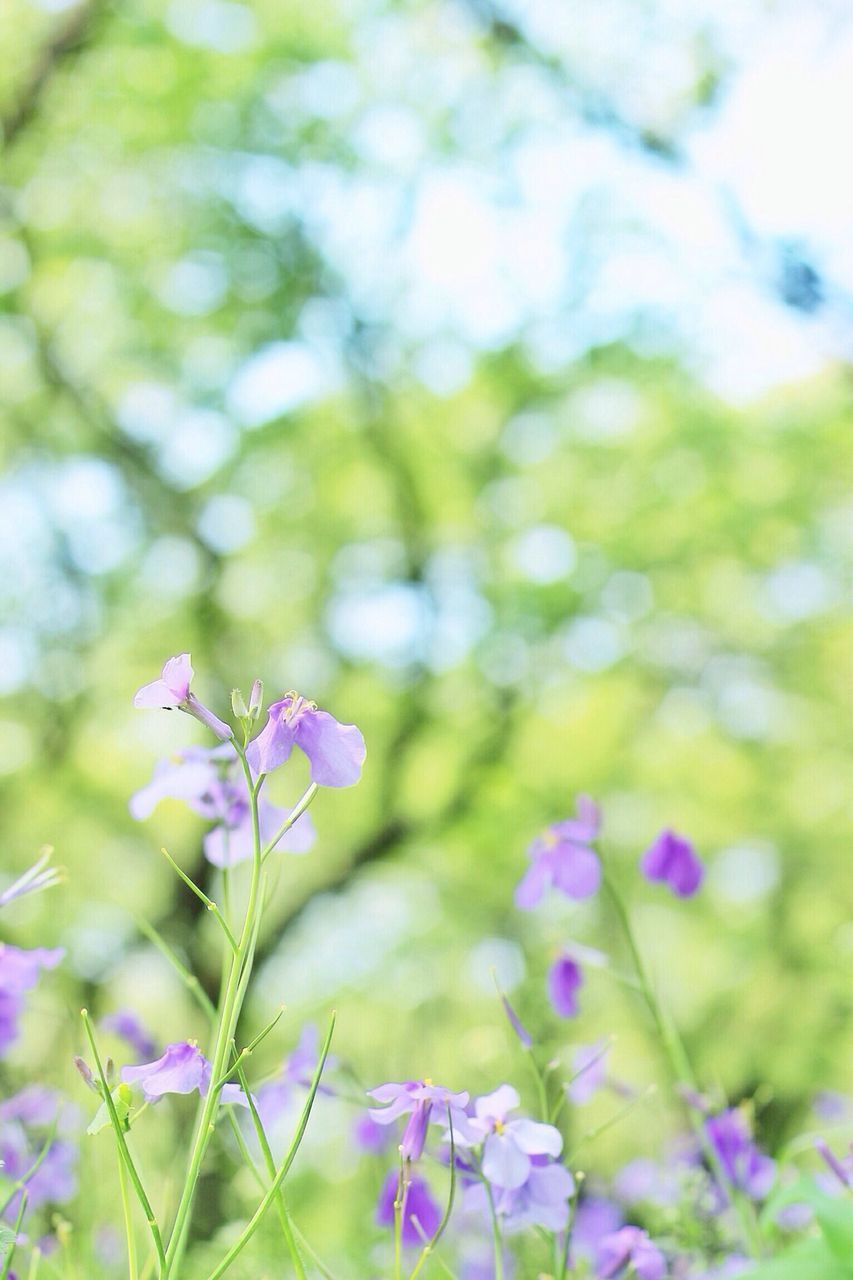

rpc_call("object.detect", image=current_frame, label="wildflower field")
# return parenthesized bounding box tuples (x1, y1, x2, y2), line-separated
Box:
(1, 1, 852, 1278)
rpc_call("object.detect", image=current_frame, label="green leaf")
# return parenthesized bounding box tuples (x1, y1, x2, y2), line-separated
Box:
(87, 1083, 133, 1136)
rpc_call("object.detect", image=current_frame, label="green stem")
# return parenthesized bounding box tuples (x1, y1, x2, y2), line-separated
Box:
(118, 1154, 138, 1280)
(81, 1010, 166, 1278)
(0, 1119, 58, 1218)
(26, 1247, 42, 1280)
(482, 1177, 504, 1280)
(202, 1013, 336, 1280)
(163, 744, 266, 1276)
(394, 1152, 406, 1280)
(408, 1111, 457, 1280)
(159, 847, 239, 954)
(0, 1190, 27, 1280)
(134, 917, 216, 1022)
(260, 783, 319, 862)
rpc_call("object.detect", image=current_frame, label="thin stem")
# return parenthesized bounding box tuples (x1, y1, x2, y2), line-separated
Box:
(0, 1118, 58, 1217)
(408, 1111, 456, 1280)
(1, 1190, 28, 1280)
(234, 1056, 306, 1280)
(202, 1013, 336, 1280)
(118, 1154, 138, 1280)
(210, 1007, 285, 1093)
(261, 783, 319, 862)
(393, 1151, 406, 1280)
(26, 1247, 42, 1280)
(164, 744, 266, 1275)
(81, 1011, 166, 1279)
(134, 916, 216, 1022)
(159, 847, 239, 954)
(482, 1177, 504, 1280)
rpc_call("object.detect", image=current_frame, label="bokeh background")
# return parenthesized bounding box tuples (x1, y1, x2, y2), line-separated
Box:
(1, 0, 851, 1273)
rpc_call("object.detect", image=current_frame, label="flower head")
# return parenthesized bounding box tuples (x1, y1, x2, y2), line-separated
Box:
(101, 1009, 157, 1062)
(515, 795, 601, 909)
(133, 653, 232, 741)
(456, 1085, 562, 1191)
(704, 1108, 775, 1200)
(369, 1080, 469, 1163)
(376, 1170, 441, 1246)
(494, 1159, 575, 1232)
(597, 1226, 666, 1280)
(639, 829, 704, 897)
(121, 1040, 249, 1107)
(247, 692, 366, 786)
(548, 953, 584, 1019)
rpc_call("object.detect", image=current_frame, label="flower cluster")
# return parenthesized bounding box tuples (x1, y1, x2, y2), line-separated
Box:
(0, 943, 63, 1057)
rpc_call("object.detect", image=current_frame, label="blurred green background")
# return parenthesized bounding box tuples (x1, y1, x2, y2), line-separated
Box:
(1, 0, 851, 1272)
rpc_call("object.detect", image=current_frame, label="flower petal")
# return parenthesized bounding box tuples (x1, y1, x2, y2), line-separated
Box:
(474, 1084, 520, 1123)
(133, 678, 184, 710)
(482, 1132, 531, 1190)
(507, 1118, 563, 1158)
(246, 703, 296, 775)
(294, 710, 366, 787)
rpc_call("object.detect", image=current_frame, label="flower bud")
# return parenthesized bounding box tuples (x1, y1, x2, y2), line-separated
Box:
(231, 688, 249, 719)
(74, 1055, 97, 1092)
(248, 679, 263, 720)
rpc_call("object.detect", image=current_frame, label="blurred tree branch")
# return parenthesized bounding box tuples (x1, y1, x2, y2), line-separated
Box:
(1, 0, 106, 149)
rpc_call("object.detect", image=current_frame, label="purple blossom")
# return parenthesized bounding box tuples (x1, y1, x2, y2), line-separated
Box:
(353, 1111, 396, 1154)
(247, 692, 366, 787)
(133, 653, 232, 741)
(0, 1088, 80, 1221)
(492, 1159, 575, 1232)
(101, 1009, 157, 1062)
(704, 1108, 775, 1200)
(455, 1085, 563, 1191)
(369, 1080, 470, 1163)
(130, 745, 316, 866)
(614, 1158, 680, 1207)
(254, 1024, 336, 1136)
(567, 1039, 610, 1104)
(598, 1226, 666, 1280)
(515, 795, 602, 909)
(571, 1195, 624, 1263)
(639, 830, 704, 898)
(548, 954, 584, 1019)
(121, 1040, 249, 1107)
(376, 1170, 442, 1246)
(0, 944, 63, 1057)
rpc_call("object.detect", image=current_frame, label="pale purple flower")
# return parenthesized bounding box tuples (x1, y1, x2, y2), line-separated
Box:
(0, 944, 63, 1057)
(121, 1040, 249, 1107)
(614, 1158, 680, 1207)
(133, 653, 232, 741)
(353, 1110, 395, 1154)
(548, 954, 583, 1018)
(0, 1088, 79, 1220)
(101, 1009, 157, 1061)
(704, 1109, 775, 1200)
(598, 1226, 666, 1280)
(254, 1024, 336, 1134)
(247, 692, 366, 786)
(493, 1158, 575, 1231)
(130, 745, 316, 866)
(369, 1080, 470, 1163)
(376, 1170, 441, 1246)
(640, 830, 704, 898)
(515, 795, 601, 909)
(571, 1195, 623, 1264)
(456, 1085, 562, 1190)
(567, 1039, 610, 1104)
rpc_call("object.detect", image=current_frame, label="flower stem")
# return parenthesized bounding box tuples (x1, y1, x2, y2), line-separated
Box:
(118, 1153, 138, 1280)
(483, 1178, 504, 1280)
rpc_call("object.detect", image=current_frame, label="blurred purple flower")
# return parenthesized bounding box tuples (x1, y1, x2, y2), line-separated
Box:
(598, 1226, 666, 1279)
(455, 1085, 562, 1190)
(500, 992, 532, 1049)
(0, 849, 62, 910)
(547, 954, 584, 1018)
(255, 1024, 336, 1134)
(376, 1170, 442, 1246)
(133, 653, 232, 740)
(704, 1108, 775, 1200)
(130, 745, 316, 866)
(247, 692, 366, 786)
(369, 1080, 469, 1163)
(567, 1039, 610, 1104)
(640, 829, 703, 898)
(0, 1087, 80, 1221)
(101, 1009, 157, 1062)
(614, 1157, 680, 1207)
(571, 1195, 623, 1264)
(515, 795, 601, 909)
(353, 1110, 395, 1154)
(0, 944, 63, 1057)
(121, 1040, 249, 1107)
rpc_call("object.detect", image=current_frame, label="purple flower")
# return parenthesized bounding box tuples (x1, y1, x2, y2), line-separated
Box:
(515, 795, 601, 909)
(567, 1039, 610, 1104)
(704, 1108, 775, 1200)
(130, 745, 316, 866)
(571, 1195, 623, 1263)
(133, 653, 232, 741)
(254, 1024, 336, 1135)
(456, 1085, 562, 1191)
(0, 944, 63, 1057)
(101, 1009, 157, 1061)
(376, 1170, 442, 1246)
(369, 1080, 469, 1163)
(121, 1040, 249, 1107)
(0, 1088, 80, 1220)
(639, 829, 703, 898)
(548, 954, 584, 1019)
(493, 1159, 575, 1232)
(598, 1226, 666, 1280)
(247, 692, 366, 787)
(353, 1111, 396, 1154)
(499, 991, 532, 1049)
